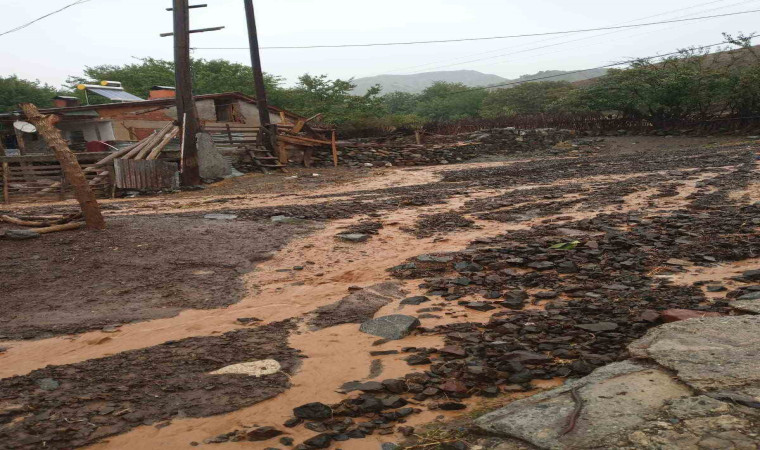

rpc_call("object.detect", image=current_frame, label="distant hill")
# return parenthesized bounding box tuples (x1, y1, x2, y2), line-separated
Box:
(351, 68, 609, 95)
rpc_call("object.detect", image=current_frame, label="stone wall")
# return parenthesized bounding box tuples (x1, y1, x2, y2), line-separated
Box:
(312, 128, 574, 167)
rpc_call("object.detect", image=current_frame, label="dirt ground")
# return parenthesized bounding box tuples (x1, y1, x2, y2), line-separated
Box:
(0, 135, 758, 450)
(0, 215, 311, 340)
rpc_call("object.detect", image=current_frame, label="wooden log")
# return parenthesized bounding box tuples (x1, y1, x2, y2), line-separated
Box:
(35, 222, 84, 234)
(84, 142, 140, 172)
(303, 146, 314, 168)
(19, 103, 105, 230)
(135, 123, 174, 160)
(276, 134, 331, 147)
(1, 215, 51, 227)
(147, 127, 179, 160)
(331, 130, 338, 167)
(2, 162, 9, 204)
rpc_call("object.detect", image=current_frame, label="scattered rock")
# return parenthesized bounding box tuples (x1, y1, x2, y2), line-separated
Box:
(203, 214, 238, 220)
(336, 233, 369, 243)
(400, 296, 430, 306)
(210, 359, 281, 377)
(359, 315, 420, 340)
(37, 378, 59, 391)
(246, 427, 283, 441)
(576, 322, 619, 332)
(3, 229, 41, 240)
(293, 402, 332, 420)
(271, 216, 310, 225)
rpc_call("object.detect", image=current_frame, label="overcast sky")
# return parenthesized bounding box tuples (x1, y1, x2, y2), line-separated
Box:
(1, 0, 758, 89)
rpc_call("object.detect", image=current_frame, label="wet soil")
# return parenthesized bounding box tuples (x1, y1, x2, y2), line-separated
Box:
(0, 216, 308, 340)
(0, 136, 757, 450)
(0, 321, 298, 450)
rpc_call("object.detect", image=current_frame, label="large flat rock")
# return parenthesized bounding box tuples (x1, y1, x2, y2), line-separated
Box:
(628, 315, 760, 393)
(475, 361, 691, 449)
(359, 314, 420, 340)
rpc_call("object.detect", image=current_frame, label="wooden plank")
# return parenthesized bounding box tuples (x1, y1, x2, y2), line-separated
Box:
(277, 141, 288, 165)
(2, 162, 9, 204)
(331, 130, 339, 167)
(276, 135, 331, 147)
(290, 119, 306, 135)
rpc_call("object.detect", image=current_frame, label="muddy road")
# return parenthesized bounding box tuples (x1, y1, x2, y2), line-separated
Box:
(0, 136, 758, 450)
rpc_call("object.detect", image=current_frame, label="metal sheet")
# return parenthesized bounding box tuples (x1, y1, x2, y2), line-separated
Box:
(88, 88, 144, 102)
(113, 159, 179, 190)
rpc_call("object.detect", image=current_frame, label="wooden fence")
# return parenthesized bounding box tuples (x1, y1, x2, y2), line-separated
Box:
(1, 153, 113, 204)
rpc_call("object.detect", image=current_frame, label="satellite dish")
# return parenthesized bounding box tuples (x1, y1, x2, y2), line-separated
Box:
(13, 121, 37, 134)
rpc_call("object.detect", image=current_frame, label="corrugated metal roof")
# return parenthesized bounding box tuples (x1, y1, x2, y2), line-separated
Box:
(60, 110, 99, 117)
(88, 87, 144, 102)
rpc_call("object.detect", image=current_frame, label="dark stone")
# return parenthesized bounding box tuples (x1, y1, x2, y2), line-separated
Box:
(280, 437, 294, 446)
(454, 262, 483, 272)
(528, 261, 554, 270)
(293, 402, 332, 420)
(465, 302, 496, 312)
(439, 402, 467, 411)
(381, 396, 407, 408)
(305, 422, 327, 432)
(355, 381, 384, 392)
(508, 371, 533, 384)
(706, 285, 727, 292)
(382, 379, 407, 394)
(576, 322, 618, 332)
(246, 427, 283, 441)
(400, 296, 430, 306)
(303, 433, 332, 449)
(370, 350, 399, 356)
(742, 269, 760, 281)
(405, 354, 431, 365)
(439, 345, 467, 357)
(284, 417, 302, 428)
(502, 351, 552, 364)
(360, 315, 421, 340)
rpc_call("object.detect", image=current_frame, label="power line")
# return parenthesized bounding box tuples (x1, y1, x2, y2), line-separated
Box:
(444, 37, 754, 96)
(0, 0, 92, 38)
(375, 0, 741, 76)
(192, 9, 760, 50)
(392, 0, 758, 76)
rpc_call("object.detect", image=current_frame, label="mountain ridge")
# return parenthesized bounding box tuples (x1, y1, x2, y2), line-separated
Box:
(351, 68, 608, 95)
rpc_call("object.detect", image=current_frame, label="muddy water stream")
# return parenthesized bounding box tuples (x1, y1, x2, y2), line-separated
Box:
(1, 154, 747, 449)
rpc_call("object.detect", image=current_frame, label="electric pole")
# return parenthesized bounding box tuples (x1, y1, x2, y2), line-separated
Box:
(172, 0, 201, 185)
(243, 0, 274, 149)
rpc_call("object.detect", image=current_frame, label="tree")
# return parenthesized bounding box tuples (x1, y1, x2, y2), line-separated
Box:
(0, 76, 59, 112)
(382, 91, 419, 115)
(481, 81, 576, 117)
(282, 74, 384, 125)
(414, 82, 487, 121)
(66, 57, 286, 104)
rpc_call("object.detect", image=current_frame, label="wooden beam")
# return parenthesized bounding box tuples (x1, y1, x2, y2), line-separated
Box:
(2, 162, 9, 204)
(331, 130, 339, 167)
(276, 134, 331, 147)
(19, 103, 105, 230)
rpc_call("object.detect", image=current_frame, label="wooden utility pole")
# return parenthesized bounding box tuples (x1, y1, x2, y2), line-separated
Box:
(172, 0, 201, 185)
(19, 103, 105, 230)
(243, 0, 274, 150)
